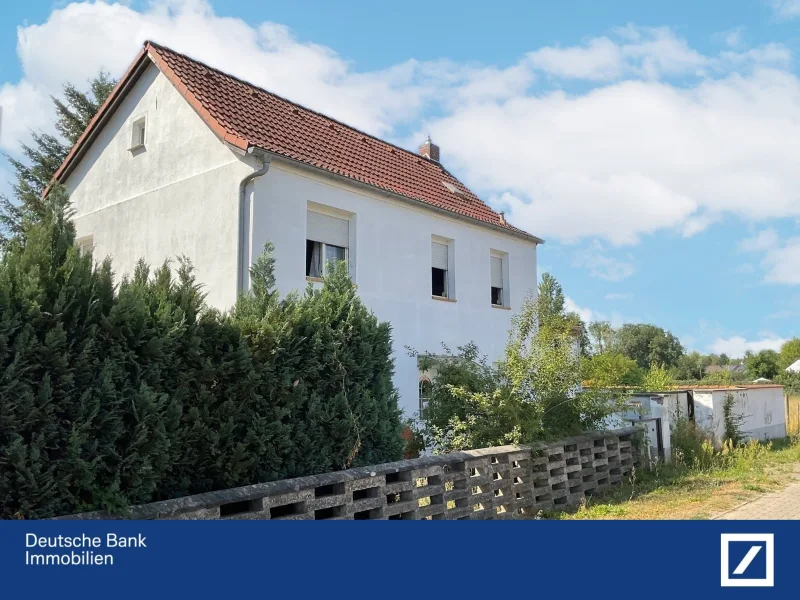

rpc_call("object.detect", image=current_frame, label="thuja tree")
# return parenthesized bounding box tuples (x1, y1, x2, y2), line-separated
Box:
(1, 72, 116, 246)
(0, 200, 402, 518)
(0, 192, 278, 517)
(231, 251, 403, 476)
(0, 190, 181, 517)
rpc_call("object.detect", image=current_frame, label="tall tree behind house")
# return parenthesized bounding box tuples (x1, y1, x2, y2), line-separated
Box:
(0, 72, 116, 246)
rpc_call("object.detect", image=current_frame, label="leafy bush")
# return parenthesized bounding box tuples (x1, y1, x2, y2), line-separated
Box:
(777, 372, 800, 396)
(0, 198, 402, 518)
(670, 416, 714, 469)
(415, 283, 625, 453)
(582, 352, 642, 388)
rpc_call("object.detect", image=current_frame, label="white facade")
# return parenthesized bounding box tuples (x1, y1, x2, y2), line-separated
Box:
(611, 385, 787, 462)
(65, 64, 251, 309)
(693, 387, 787, 443)
(64, 64, 539, 417)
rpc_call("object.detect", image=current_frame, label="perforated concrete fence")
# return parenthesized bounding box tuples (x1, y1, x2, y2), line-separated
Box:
(64, 427, 641, 520)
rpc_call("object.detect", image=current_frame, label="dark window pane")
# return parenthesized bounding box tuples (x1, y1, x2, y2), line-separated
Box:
(432, 268, 447, 297)
(306, 240, 315, 276)
(491, 286, 502, 305)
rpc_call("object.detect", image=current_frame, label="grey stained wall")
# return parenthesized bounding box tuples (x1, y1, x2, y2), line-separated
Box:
(64, 428, 641, 521)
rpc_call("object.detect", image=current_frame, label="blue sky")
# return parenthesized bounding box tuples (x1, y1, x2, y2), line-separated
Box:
(1, 0, 799, 356)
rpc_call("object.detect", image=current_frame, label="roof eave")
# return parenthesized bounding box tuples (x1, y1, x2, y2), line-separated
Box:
(261, 150, 544, 245)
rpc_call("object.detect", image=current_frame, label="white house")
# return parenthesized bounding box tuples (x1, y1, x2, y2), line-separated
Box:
(50, 41, 543, 417)
(787, 359, 800, 373)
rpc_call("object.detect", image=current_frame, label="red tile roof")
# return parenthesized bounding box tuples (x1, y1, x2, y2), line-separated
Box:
(52, 42, 541, 243)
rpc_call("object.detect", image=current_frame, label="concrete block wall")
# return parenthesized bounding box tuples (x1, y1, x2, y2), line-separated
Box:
(63, 428, 641, 520)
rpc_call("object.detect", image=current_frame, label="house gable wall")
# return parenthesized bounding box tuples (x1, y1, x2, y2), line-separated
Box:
(64, 62, 253, 308)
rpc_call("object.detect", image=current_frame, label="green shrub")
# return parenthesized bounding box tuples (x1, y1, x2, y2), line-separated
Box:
(0, 197, 402, 518)
(670, 416, 714, 469)
(722, 392, 746, 447)
(415, 286, 626, 453)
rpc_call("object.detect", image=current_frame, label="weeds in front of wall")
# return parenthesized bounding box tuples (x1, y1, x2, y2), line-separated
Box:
(722, 393, 747, 447)
(543, 434, 800, 520)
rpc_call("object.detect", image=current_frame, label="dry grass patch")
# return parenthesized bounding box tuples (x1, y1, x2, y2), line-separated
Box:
(542, 436, 800, 520)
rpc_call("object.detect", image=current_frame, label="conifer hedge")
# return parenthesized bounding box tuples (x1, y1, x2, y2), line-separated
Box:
(0, 193, 403, 518)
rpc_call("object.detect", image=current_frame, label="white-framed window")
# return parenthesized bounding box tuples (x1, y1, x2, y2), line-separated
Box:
(419, 376, 432, 418)
(76, 235, 93, 256)
(431, 237, 454, 299)
(306, 210, 349, 278)
(491, 254, 503, 306)
(490, 250, 510, 307)
(130, 115, 147, 151)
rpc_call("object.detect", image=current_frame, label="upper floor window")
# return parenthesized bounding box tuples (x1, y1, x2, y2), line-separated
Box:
(306, 210, 349, 279)
(431, 239, 451, 299)
(490, 251, 509, 308)
(130, 115, 146, 151)
(76, 235, 93, 256)
(491, 255, 503, 305)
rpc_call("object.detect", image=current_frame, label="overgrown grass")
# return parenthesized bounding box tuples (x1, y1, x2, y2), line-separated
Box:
(543, 436, 800, 520)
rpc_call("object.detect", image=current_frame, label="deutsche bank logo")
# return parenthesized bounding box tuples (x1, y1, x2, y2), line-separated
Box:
(720, 533, 774, 587)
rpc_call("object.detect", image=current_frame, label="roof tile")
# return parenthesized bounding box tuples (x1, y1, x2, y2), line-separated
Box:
(145, 42, 537, 241)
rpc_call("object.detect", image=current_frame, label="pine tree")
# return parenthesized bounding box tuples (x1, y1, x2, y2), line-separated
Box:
(0, 71, 116, 246)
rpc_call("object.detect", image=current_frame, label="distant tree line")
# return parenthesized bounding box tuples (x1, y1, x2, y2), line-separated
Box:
(584, 316, 800, 387)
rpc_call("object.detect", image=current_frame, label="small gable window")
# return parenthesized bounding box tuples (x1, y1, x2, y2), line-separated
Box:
(76, 235, 93, 256)
(130, 115, 147, 151)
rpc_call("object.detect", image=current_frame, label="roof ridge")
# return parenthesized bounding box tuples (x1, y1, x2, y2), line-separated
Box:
(50, 40, 542, 244)
(145, 40, 444, 168)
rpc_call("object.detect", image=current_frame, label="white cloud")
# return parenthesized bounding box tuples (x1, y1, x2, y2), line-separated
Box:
(527, 27, 708, 82)
(738, 229, 800, 284)
(770, 0, 800, 19)
(0, 0, 470, 153)
(565, 296, 595, 323)
(572, 241, 635, 281)
(715, 27, 745, 49)
(3, 3, 800, 250)
(709, 336, 788, 356)
(681, 213, 717, 237)
(738, 228, 780, 252)
(762, 237, 800, 284)
(565, 296, 632, 328)
(430, 61, 800, 244)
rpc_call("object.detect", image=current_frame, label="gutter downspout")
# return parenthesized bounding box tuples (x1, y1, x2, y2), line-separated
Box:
(237, 148, 271, 296)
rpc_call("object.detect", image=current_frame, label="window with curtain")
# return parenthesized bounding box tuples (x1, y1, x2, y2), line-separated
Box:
(490, 255, 504, 305)
(306, 210, 349, 278)
(431, 240, 449, 297)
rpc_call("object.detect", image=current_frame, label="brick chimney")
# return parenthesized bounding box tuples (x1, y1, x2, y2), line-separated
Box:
(419, 135, 440, 162)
